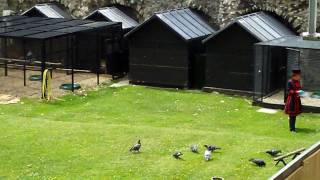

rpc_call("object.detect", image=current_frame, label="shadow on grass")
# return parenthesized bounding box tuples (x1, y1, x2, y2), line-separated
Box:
(145, 86, 192, 93)
(130, 152, 143, 155)
(296, 128, 317, 134)
(172, 158, 186, 161)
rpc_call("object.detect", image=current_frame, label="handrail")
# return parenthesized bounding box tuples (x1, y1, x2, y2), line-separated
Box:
(274, 148, 306, 161)
(269, 141, 320, 180)
(0, 63, 93, 73)
(55, 68, 91, 73)
(0, 57, 62, 65)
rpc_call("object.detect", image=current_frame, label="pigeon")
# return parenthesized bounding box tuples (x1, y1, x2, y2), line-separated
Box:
(211, 177, 224, 180)
(249, 158, 266, 167)
(190, 144, 199, 153)
(129, 140, 141, 153)
(204, 149, 212, 161)
(173, 151, 183, 159)
(266, 149, 282, 157)
(26, 51, 33, 62)
(204, 145, 221, 152)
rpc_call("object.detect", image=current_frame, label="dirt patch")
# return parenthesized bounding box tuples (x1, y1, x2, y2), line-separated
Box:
(110, 79, 129, 88)
(0, 69, 112, 101)
(0, 94, 20, 104)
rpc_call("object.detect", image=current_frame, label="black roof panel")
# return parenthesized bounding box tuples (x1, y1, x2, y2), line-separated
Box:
(0, 15, 28, 22)
(55, 26, 93, 33)
(85, 6, 138, 29)
(256, 36, 320, 50)
(0, 16, 120, 39)
(126, 8, 215, 41)
(0, 27, 16, 33)
(13, 17, 48, 23)
(81, 21, 120, 28)
(6, 23, 45, 30)
(203, 12, 295, 43)
(0, 21, 25, 28)
(25, 31, 67, 39)
(35, 18, 72, 25)
(0, 29, 43, 38)
(28, 24, 69, 31)
(21, 3, 73, 19)
(156, 8, 215, 40)
(55, 19, 93, 26)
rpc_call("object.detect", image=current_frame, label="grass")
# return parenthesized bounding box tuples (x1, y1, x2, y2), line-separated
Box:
(0, 85, 319, 179)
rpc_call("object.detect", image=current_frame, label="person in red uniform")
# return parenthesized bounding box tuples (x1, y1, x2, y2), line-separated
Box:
(285, 70, 302, 132)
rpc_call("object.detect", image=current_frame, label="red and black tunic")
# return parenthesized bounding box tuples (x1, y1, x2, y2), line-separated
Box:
(285, 80, 302, 116)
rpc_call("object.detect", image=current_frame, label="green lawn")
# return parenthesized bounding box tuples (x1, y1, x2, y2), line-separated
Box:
(0, 85, 319, 179)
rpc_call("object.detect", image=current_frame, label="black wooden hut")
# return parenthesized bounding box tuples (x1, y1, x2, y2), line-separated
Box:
(203, 12, 295, 93)
(85, 6, 139, 77)
(21, 3, 73, 19)
(125, 8, 215, 88)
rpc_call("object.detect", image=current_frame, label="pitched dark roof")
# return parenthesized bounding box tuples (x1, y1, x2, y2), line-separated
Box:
(203, 12, 295, 43)
(0, 29, 43, 38)
(21, 3, 73, 19)
(257, 36, 320, 50)
(0, 15, 27, 22)
(0, 16, 120, 40)
(81, 21, 119, 29)
(85, 6, 138, 29)
(125, 8, 215, 41)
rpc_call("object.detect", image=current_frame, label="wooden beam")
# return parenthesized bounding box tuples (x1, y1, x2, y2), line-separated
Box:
(270, 142, 320, 180)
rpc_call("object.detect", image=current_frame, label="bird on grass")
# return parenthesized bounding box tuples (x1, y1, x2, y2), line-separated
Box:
(190, 144, 199, 153)
(204, 145, 221, 152)
(129, 140, 141, 153)
(249, 158, 266, 167)
(266, 149, 282, 157)
(204, 149, 213, 161)
(173, 151, 183, 159)
(211, 177, 224, 180)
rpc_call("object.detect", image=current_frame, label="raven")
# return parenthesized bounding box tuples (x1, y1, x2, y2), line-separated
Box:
(249, 158, 266, 167)
(173, 151, 183, 159)
(129, 140, 141, 153)
(204, 145, 221, 152)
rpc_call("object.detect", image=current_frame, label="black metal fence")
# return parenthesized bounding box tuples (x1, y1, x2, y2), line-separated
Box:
(0, 16, 124, 95)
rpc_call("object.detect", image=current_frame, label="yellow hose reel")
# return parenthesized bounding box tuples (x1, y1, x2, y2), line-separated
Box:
(41, 69, 52, 100)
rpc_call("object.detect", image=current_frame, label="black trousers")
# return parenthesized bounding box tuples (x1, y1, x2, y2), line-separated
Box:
(289, 116, 296, 131)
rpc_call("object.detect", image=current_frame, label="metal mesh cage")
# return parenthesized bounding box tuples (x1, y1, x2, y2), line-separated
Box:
(254, 41, 320, 109)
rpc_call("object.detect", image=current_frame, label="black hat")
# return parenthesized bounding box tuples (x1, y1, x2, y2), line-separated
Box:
(292, 69, 301, 74)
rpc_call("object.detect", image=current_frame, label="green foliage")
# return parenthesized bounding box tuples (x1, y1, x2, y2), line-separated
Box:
(0, 85, 319, 179)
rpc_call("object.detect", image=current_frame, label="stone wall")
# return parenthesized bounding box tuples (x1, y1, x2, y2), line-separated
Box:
(0, 0, 7, 13)
(1, 0, 320, 32)
(301, 49, 320, 91)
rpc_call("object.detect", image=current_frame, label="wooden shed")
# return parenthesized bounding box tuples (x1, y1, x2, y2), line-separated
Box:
(84, 6, 139, 77)
(125, 8, 215, 88)
(21, 3, 73, 19)
(203, 12, 295, 93)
